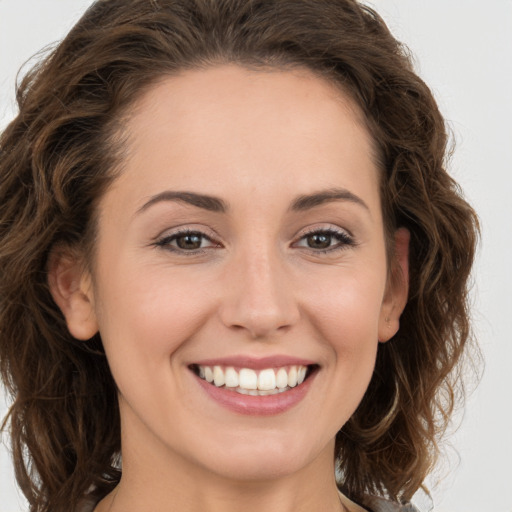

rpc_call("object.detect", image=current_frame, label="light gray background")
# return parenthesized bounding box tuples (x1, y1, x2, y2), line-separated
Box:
(1, 1, 511, 511)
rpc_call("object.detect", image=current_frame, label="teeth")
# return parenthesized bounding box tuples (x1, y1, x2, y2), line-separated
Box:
(195, 364, 311, 392)
(288, 366, 298, 387)
(204, 366, 214, 383)
(258, 369, 276, 390)
(224, 367, 239, 388)
(233, 387, 290, 396)
(213, 366, 225, 387)
(276, 368, 288, 389)
(297, 365, 307, 385)
(239, 369, 258, 390)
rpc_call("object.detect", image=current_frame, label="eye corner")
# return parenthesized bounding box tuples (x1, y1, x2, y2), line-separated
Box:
(292, 225, 356, 254)
(153, 227, 223, 254)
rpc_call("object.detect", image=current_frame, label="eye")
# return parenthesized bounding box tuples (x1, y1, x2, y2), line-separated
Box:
(294, 228, 354, 252)
(155, 229, 220, 253)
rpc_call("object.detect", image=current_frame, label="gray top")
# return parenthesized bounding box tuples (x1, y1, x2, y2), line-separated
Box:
(362, 495, 420, 512)
(78, 494, 420, 512)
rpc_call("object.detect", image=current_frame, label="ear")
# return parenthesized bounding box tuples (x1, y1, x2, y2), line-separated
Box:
(47, 246, 99, 340)
(378, 227, 410, 343)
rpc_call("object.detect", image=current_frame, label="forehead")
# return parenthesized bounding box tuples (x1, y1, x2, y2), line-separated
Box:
(128, 64, 372, 151)
(108, 64, 380, 214)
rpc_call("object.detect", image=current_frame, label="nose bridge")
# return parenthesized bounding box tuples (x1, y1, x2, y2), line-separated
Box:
(220, 241, 299, 338)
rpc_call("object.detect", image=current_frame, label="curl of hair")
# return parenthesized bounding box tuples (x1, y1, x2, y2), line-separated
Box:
(0, 1, 479, 511)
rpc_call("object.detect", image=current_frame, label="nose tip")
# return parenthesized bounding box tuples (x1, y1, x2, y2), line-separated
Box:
(218, 254, 300, 339)
(227, 297, 297, 339)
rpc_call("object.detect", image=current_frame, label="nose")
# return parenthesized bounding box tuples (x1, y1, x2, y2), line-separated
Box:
(218, 248, 300, 339)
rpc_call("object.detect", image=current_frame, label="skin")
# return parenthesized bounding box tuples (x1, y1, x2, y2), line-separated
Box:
(49, 65, 409, 512)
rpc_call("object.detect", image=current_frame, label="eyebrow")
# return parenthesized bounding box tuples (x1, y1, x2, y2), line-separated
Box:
(137, 191, 228, 214)
(290, 188, 369, 212)
(137, 187, 369, 215)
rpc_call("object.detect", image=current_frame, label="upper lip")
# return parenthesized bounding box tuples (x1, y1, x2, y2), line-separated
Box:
(190, 355, 317, 369)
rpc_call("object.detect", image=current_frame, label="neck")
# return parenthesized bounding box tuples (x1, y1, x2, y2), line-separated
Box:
(95, 439, 344, 512)
(94, 401, 346, 512)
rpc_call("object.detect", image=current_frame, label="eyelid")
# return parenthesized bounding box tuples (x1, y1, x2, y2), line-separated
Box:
(151, 223, 355, 255)
(292, 224, 356, 252)
(152, 225, 223, 253)
(297, 223, 353, 238)
(153, 224, 220, 241)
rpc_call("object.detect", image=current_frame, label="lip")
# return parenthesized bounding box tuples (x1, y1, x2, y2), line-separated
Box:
(191, 364, 319, 416)
(190, 355, 317, 370)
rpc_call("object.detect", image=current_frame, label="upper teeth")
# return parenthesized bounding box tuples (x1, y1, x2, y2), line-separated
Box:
(197, 365, 308, 391)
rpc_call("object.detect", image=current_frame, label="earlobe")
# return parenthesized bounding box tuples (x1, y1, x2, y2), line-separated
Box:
(47, 247, 99, 340)
(378, 227, 410, 343)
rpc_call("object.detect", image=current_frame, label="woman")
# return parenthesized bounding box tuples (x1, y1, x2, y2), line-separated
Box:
(0, 1, 478, 511)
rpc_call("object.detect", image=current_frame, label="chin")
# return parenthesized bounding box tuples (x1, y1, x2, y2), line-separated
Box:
(207, 456, 306, 482)
(195, 433, 328, 483)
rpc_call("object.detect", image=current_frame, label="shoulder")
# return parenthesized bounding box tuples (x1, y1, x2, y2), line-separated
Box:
(339, 489, 421, 512)
(75, 498, 98, 512)
(363, 495, 421, 512)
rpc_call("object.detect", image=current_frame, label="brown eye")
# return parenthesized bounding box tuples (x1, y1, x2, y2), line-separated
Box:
(175, 233, 204, 250)
(156, 230, 219, 253)
(294, 228, 354, 253)
(306, 233, 332, 249)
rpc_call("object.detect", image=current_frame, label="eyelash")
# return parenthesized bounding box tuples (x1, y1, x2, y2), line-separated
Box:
(294, 227, 355, 254)
(154, 227, 355, 255)
(154, 229, 219, 255)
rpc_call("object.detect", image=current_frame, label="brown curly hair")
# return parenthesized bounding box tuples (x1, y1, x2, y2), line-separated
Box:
(0, 1, 479, 511)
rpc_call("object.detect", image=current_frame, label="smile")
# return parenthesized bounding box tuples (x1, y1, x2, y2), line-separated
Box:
(189, 356, 319, 415)
(191, 364, 314, 395)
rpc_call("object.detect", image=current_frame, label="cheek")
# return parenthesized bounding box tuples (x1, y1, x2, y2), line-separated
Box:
(303, 267, 386, 376)
(306, 265, 386, 336)
(93, 259, 215, 373)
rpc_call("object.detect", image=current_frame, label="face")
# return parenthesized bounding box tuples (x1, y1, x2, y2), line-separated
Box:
(52, 65, 408, 486)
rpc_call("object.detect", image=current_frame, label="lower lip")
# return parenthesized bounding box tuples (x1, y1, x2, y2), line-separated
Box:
(193, 370, 317, 416)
